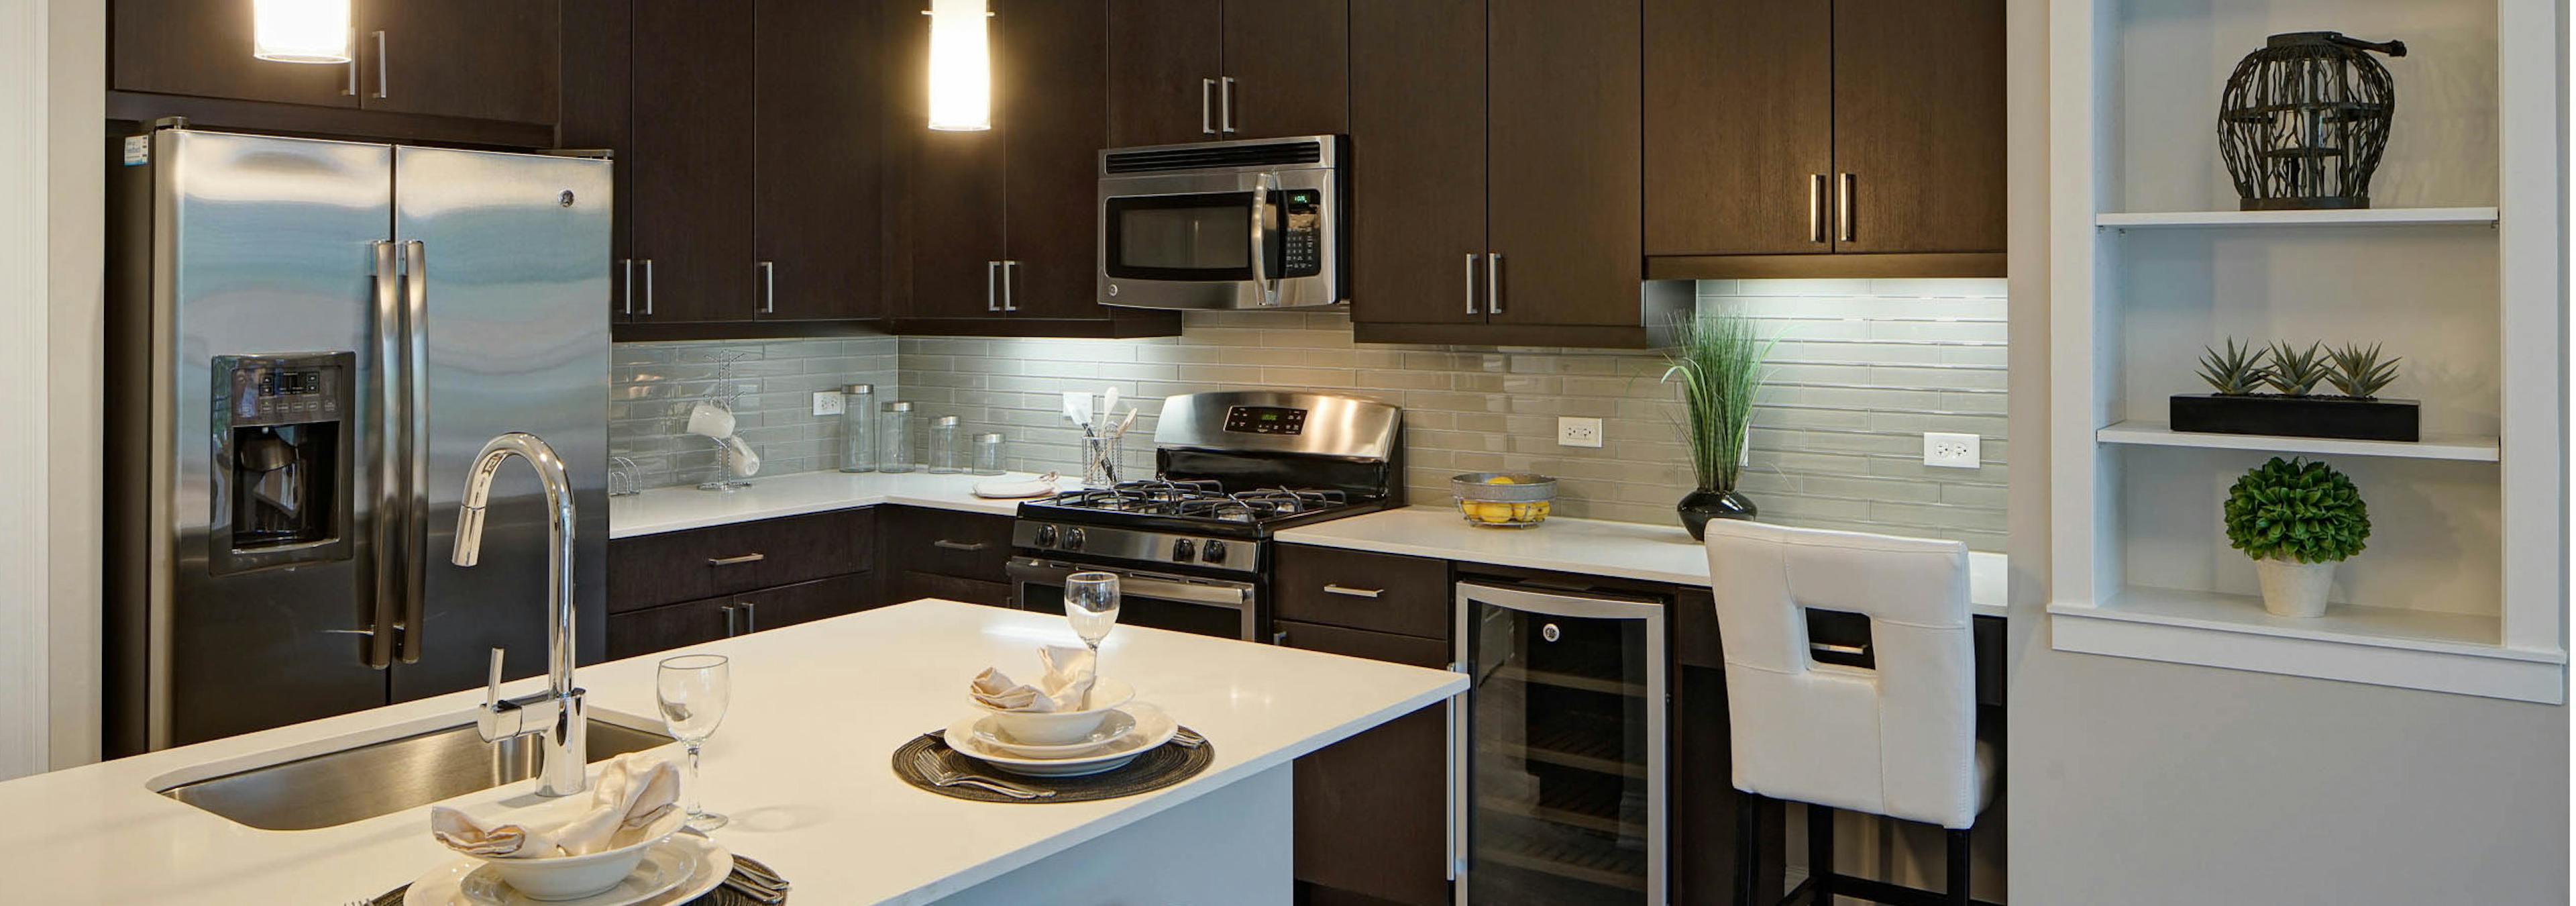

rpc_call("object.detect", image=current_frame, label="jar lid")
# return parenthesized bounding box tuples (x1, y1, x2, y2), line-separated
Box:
(932, 415, 961, 427)
(885, 401, 914, 411)
(841, 383, 873, 395)
(973, 433, 1006, 442)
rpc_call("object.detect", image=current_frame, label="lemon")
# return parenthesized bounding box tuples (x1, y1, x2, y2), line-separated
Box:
(1484, 476, 1517, 485)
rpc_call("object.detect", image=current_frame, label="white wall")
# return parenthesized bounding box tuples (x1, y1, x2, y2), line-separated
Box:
(2006, 1, 2569, 903)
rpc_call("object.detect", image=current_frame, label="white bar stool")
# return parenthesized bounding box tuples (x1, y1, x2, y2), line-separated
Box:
(1701, 519, 1996, 905)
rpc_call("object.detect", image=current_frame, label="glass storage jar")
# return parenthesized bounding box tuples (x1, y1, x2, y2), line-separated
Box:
(927, 415, 964, 473)
(837, 384, 876, 472)
(878, 401, 916, 473)
(969, 433, 1007, 475)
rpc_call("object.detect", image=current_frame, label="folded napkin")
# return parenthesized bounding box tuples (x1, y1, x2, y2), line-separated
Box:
(969, 646, 1097, 712)
(431, 752, 684, 858)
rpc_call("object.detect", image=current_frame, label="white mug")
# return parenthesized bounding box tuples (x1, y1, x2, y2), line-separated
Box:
(686, 402, 736, 439)
(723, 436, 761, 476)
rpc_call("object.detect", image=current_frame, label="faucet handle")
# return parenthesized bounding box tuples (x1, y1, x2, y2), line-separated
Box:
(478, 646, 527, 742)
(484, 647, 507, 711)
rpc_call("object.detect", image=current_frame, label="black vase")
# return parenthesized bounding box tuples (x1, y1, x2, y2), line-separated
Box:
(1678, 489, 1756, 540)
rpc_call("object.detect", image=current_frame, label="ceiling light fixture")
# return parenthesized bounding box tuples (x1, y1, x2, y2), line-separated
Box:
(252, 0, 352, 64)
(926, 0, 993, 131)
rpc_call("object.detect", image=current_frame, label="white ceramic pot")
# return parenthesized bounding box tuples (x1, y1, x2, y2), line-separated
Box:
(2253, 556, 2336, 618)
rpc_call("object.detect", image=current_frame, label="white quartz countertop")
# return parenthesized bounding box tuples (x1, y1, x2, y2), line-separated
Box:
(610, 469, 1061, 538)
(1275, 506, 2009, 619)
(0, 600, 1463, 905)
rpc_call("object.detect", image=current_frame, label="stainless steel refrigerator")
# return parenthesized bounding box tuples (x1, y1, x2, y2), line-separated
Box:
(105, 125, 611, 756)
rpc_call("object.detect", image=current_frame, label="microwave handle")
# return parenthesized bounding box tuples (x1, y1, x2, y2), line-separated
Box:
(1248, 172, 1279, 307)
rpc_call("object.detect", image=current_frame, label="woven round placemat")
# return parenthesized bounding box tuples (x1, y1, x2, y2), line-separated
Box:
(368, 852, 789, 905)
(892, 727, 1214, 803)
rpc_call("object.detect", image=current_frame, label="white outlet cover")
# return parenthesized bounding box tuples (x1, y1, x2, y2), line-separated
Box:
(812, 391, 845, 417)
(1923, 432, 1981, 469)
(1558, 416, 1605, 448)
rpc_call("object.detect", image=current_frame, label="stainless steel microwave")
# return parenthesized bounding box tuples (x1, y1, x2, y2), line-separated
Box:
(1097, 135, 1346, 311)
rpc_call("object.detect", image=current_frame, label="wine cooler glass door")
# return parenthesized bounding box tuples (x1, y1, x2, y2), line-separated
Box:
(1455, 583, 1667, 905)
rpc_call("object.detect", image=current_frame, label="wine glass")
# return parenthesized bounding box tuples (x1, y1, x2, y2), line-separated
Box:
(1064, 572, 1122, 708)
(656, 654, 731, 832)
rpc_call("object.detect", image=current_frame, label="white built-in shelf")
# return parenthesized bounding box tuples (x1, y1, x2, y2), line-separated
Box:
(2094, 207, 2500, 230)
(2048, 586, 2567, 704)
(2096, 420, 2502, 462)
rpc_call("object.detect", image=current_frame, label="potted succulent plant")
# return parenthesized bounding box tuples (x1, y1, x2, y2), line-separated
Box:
(2169, 338, 2419, 442)
(1661, 309, 1775, 540)
(2223, 456, 2371, 617)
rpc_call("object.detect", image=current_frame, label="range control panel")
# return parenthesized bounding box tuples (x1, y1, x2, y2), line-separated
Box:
(1275, 189, 1323, 278)
(1224, 405, 1307, 435)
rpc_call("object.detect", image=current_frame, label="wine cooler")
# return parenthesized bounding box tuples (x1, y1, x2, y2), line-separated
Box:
(1454, 582, 1667, 905)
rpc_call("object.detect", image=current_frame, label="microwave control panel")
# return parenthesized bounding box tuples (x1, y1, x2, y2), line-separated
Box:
(1275, 190, 1323, 278)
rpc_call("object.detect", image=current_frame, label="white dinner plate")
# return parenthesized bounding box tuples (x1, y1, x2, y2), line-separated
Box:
(407, 834, 732, 906)
(944, 705, 1177, 778)
(970, 709, 1137, 758)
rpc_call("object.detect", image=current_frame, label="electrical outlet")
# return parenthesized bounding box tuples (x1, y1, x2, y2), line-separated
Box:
(1923, 432, 1981, 469)
(811, 391, 845, 417)
(1558, 417, 1605, 448)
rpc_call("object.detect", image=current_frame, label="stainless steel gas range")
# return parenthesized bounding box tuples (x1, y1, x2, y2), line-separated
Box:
(1009, 391, 1402, 642)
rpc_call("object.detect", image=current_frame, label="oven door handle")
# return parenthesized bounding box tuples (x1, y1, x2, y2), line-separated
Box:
(1010, 560, 1253, 607)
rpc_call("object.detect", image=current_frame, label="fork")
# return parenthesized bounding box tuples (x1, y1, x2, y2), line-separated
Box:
(913, 749, 1055, 799)
(1171, 725, 1206, 749)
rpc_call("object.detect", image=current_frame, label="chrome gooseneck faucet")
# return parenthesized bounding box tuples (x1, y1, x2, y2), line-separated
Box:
(453, 432, 588, 797)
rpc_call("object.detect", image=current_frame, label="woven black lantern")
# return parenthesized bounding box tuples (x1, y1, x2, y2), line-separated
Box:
(2218, 32, 2408, 211)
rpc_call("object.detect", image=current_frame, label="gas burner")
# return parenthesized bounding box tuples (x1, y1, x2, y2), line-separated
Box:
(1033, 481, 1359, 525)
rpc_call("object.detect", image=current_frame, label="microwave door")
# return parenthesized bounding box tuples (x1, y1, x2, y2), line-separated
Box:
(1102, 187, 1263, 311)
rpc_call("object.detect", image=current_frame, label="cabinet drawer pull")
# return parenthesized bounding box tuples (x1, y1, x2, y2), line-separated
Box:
(706, 553, 767, 566)
(739, 599, 759, 633)
(932, 540, 988, 552)
(1322, 584, 1383, 599)
(721, 603, 740, 637)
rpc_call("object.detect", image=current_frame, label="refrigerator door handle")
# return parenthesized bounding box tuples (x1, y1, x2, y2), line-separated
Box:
(395, 239, 431, 663)
(360, 240, 403, 670)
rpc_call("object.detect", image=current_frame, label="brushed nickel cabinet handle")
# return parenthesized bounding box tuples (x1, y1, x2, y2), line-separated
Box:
(1201, 78, 1218, 136)
(932, 540, 988, 552)
(739, 599, 759, 634)
(372, 31, 388, 99)
(758, 260, 775, 313)
(1839, 172, 1856, 243)
(1220, 76, 1238, 134)
(1485, 252, 1502, 315)
(1810, 174, 1829, 244)
(641, 259, 655, 315)
(1323, 584, 1383, 599)
(707, 553, 767, 566)
(1463, 253, 1478, 315)
(621, 258, 633, 315)
(722, 603, 740, 637)
(985, 260, 1000, 312)
(1002, 260, 1018, 311)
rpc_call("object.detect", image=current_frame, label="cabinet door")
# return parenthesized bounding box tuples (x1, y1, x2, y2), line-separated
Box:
(1218, 0, 1348, 140)
(356, 0, 561, 124)
(1280, 621, 1453, 906)
(1106, 0, 1224, 147)
(606, 595, 735, 661)
(733, 572, 880, 633)
(1485, 0, 1640, 328)
(998, 0, 1111, 320)
(113, 0, 360, 107)
(753, 0, 883, 321)
(1643, 0, 1832, 256)
(1831, 0, 2004, 254)
(629, 0, 756, 323)
(1348, 0, 1487, 328)
(559, 0, 631, 321)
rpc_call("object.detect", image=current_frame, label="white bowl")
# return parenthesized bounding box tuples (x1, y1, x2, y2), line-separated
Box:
(973, 676, 1135, 745)
(472, 817, 682, 901)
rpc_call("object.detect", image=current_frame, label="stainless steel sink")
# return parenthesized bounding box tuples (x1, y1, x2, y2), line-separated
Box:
(155, 718, 674, 830)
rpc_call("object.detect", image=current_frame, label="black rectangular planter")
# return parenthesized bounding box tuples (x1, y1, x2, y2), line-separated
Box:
(2169, 394, 2420, 442)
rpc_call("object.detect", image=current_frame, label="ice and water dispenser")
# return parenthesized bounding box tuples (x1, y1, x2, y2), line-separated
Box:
(209, 353, 355, 574)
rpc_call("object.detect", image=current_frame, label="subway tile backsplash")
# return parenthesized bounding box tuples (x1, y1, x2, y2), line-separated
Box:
(607, 279, 2006, 552)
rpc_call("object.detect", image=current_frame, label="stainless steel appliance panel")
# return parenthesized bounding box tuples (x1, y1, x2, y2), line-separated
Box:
(390, 147, 613, 701)
(1009, 557, 1261, 642)
(1097, 135, 1344, 311)
(1152, 391, 1401, 460)
(152, 130, 396, 749)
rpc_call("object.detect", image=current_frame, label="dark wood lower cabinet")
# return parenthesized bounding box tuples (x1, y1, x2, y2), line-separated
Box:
(733, 572, 882, 631)
(1279, 618, 1453, 906)
(607, 572, 878, 660)
(885, 571, 1014, 608)
(606, 595, 737, 661)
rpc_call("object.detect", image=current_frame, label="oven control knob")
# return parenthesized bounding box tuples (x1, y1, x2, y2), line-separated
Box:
(1201, 540, 1227, 564)
(1034, 525, 1059, 548)
(1063, 527, 1086, 552)
(1171, 539, 1195, 562)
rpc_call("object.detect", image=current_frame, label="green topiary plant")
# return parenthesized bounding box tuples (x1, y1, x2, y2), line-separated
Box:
(2261, 341, 2332, 397)
(2224, 456, 2370, 564)
(2196, 338, 2271, 395)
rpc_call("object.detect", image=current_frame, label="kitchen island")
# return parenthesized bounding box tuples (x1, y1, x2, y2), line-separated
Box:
(0, 600, 1464, 905)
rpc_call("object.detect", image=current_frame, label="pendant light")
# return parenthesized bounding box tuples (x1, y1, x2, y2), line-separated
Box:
(252, 0, 352, 64)
(926, 0, 993, 131)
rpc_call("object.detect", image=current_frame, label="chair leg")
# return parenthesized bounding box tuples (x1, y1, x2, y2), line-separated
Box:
(1807, 803, 1834, 905)
(1736, 795, 1762, 906)
(1945, 827, 1972, 906)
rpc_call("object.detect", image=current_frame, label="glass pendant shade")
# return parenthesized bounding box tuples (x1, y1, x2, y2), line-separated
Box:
(926, 0, 992, 131)
(252, 0, 352, 64)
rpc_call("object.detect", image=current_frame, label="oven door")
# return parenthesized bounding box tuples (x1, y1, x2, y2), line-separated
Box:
(1009, 556, 1260, 642)
(1097, 168, 1338, 311)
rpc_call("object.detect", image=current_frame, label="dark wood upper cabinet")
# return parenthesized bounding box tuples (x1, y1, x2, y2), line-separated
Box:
(1109, 0, 1348, 147)
(1644, 0, 2004, 274)
(1106, 0, 1224, 147)
(626, 0, 757, 324)
(999, 0, 1112, 321)
(1831, 0, 2006, 255)
(559, 0, 631, 321)
(1348, 0, 1485, 329)
(1643, 0, 1831, 256)
(113, 0, 361, 108)
(753, 0, 884, 321)
(355, 0, 561, 124)
(1484, 0, 1641, 330)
